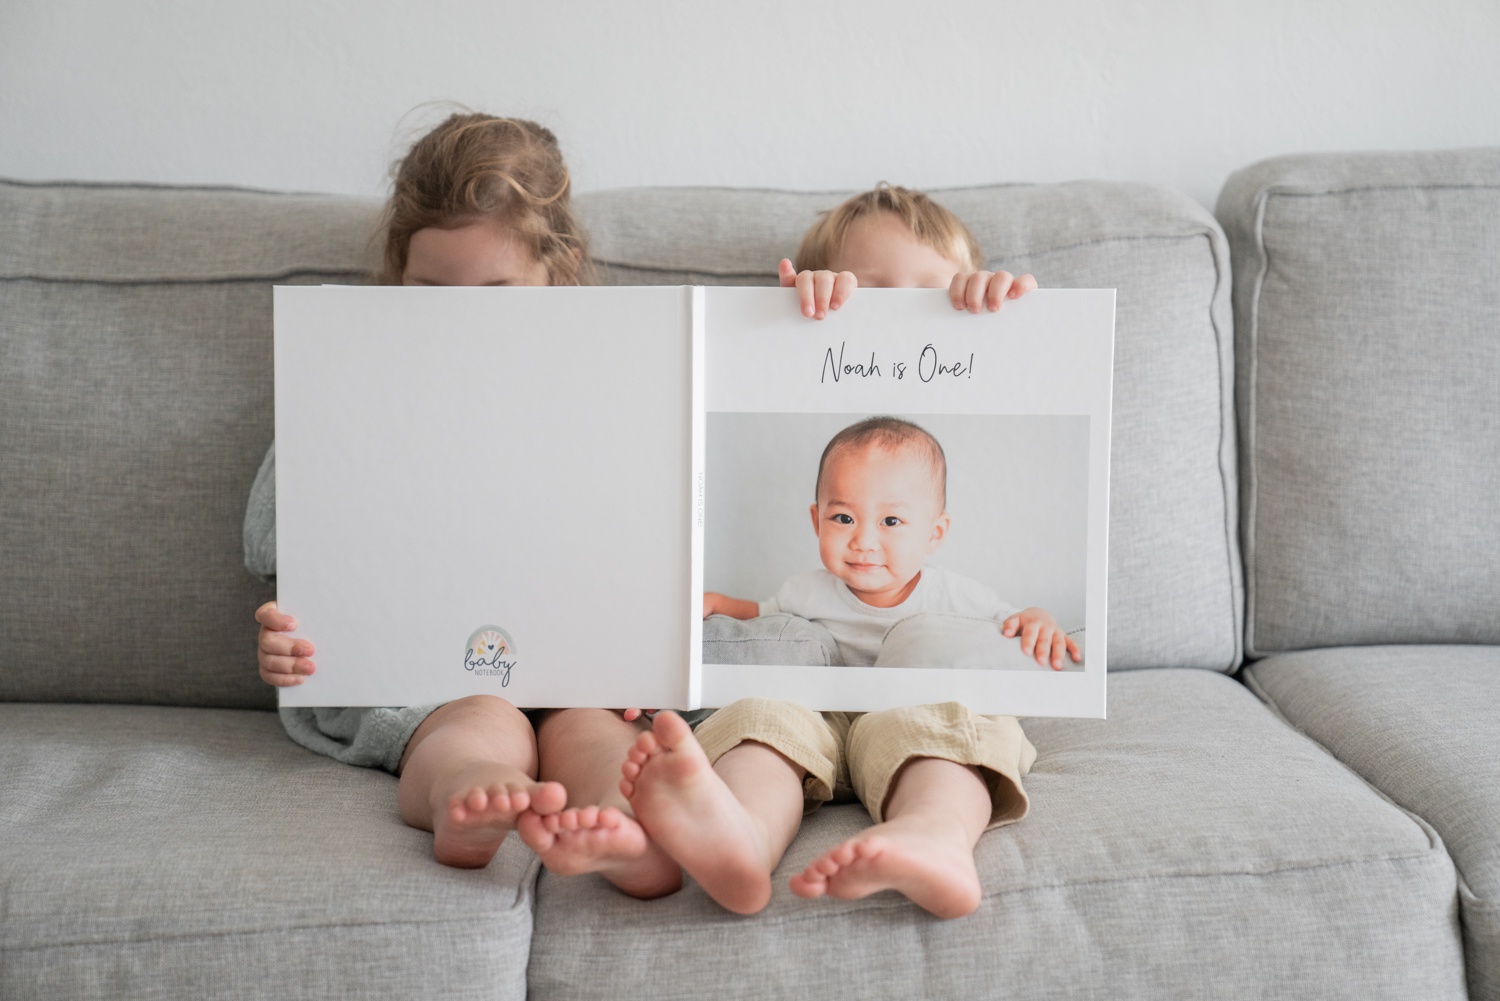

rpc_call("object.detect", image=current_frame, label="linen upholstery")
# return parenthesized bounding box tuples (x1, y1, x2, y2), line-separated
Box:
(1216, 150, 1500, 654)
(1245, 645, 1500, 1001)
(0, 180, 378, 708)
(528, 669, 1462, 1001)
(703, 610, 841, 665)
(0, 703, 536, 1001)
(580, 183, 1243, 672)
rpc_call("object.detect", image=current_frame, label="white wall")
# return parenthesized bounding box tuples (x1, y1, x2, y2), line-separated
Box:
(3, 0, 1497, 208)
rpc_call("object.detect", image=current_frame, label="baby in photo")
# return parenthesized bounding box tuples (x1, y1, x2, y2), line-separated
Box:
(704, 415, 1080, 671)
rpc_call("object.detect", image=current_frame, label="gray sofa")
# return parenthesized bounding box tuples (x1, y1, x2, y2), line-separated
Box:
(1, 148, 1495, 1000)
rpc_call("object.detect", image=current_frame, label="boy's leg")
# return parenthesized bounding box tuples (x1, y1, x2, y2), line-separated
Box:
(790, 756, 990, 919)
(517, 708, 682, 900)
(396, 694, 565, 869)
(620, 700, 833, 915)
(790, 705, 1034, 919)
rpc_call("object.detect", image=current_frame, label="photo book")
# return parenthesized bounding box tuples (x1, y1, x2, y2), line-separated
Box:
(273, 285, 1115, 717)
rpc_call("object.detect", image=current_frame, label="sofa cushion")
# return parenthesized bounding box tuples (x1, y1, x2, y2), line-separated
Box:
(526, 669, 1463, 1000)
(1216, 150, 1500, 654)
(703, 611, 841, 666)
(580, 183, 1243, 673)
(1244, 645, 1500, 1001)
(0, 703, 535, 1001)
(0, 180, 379, 708)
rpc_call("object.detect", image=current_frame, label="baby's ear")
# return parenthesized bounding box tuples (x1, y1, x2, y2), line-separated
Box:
(809, 503, 820, 535)
(928, 513, 951, 550)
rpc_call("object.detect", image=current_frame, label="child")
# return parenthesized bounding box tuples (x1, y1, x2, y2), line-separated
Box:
(618, 185, 1074, 920)
(250, 113, 682, 900)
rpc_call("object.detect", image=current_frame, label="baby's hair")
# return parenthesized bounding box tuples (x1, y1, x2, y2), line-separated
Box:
(375, 113, 593, 286)
(815, 416, 948, 511)
(794, 183, 984, 274)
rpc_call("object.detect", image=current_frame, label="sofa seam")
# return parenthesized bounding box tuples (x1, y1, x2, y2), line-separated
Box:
(526, 845, 1456, 937)
(0, 270, 369, 288)
(0, 910, 534, 954)
(0, 176, 358, 199)
(1241, 184, 1272, 660)
(591, 231, 1217, 278)
(1204, 227, 1243, 673)
(1264, 181, 1500, 199)
(1239, 666, 1452, 863)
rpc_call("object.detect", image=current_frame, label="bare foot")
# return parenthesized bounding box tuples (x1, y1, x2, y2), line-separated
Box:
(619, 711, 774, 914)
(431, 763, 566, 868)
(517, 805, 682, 899)
(789, 817, 983, 919)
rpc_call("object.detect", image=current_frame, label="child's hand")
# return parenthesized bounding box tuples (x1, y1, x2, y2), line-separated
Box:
(704, 592, 760, 620)
(950, 270, 1037, 313)
(256, 600, 315, 687)
(780, 258, 857, 320)
(1001, 607, 1081, 671)
(621, 708, 658, 722)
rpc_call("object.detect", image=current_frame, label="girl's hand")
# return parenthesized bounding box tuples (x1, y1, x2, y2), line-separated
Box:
(949, 270, 1037, 313)
(780, 258, 857, 319)
(256, 600, 315, 687)
(1001, 607, 1081, 671)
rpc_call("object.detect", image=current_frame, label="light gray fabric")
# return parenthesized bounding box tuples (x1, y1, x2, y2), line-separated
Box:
(580, 183, 1243, 672)
(244, 442, 278, 581)
(528, 669, 1463, 1000)
(1244, 645, 1500, 1001)
(278, 704, 440, 774)
(0, 178, 381, 281)
(0, 180, 376, 708)
(702, 612, 841, 666)
(0, 703, 536, 1001)
(877, 613, 1086, 671)
(1217, 149, 1500, 654)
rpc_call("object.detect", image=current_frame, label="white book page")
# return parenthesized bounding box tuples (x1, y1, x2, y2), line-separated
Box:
(274, 285, 700, 709)
(702, 287, 1114, 718)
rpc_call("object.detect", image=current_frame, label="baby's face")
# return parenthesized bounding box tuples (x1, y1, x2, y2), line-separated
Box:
(827, 210, 962, 289)
(811, 443, 949, 608)
(404, 217, 550, 287)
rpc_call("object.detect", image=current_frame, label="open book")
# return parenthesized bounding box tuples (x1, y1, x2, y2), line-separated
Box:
(274, 285, 1114, 717)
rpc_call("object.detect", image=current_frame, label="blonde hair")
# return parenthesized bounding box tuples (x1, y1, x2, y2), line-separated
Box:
(816, 416, 947, 510)
(794, 183, 984, 274)
(375, 113, 592, 286)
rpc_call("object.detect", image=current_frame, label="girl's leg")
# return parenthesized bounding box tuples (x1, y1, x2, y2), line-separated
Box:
(396, 694, 564, 869)
(516, 708, 682, 900)
(621, 709, 811, 915)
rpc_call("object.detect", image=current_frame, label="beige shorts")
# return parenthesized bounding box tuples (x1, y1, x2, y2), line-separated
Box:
(693, 699, 1037, 830)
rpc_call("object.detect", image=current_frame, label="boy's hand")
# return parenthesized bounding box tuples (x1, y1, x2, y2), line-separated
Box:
(780, 258, 857, 320)
(256, 600, 315, 687)
(1001, 606, 1081, 671)
(950, 270, 1037, 313)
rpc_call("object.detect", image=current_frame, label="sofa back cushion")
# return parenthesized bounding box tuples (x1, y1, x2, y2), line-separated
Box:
(0, 177, 1241, 712)
(580, 184, 1243, 671)
(1217, 150, 1500, 656)
(0, 180, 377, 707)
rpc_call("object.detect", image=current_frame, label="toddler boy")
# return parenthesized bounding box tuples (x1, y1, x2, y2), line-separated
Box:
(606, 186, 1076, 919)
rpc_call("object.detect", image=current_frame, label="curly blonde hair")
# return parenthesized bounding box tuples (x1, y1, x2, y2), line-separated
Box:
(795, 183, 982, 274)
(375, 113, 592, 286)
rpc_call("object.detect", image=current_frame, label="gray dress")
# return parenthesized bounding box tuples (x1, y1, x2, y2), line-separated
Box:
(245, 443, 439, 774)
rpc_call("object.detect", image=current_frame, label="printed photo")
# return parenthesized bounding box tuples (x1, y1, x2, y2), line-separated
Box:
(703, 411, 1089, 674)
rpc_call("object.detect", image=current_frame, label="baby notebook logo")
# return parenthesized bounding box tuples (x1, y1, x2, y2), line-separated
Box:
(463, 626, 517, 687)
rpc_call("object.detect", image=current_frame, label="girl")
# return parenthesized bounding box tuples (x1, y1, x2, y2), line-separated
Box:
(249, 113, 680, 899)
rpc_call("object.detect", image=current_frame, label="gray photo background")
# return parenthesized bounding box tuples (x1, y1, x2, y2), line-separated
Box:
(705, 412, 1090, 630)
